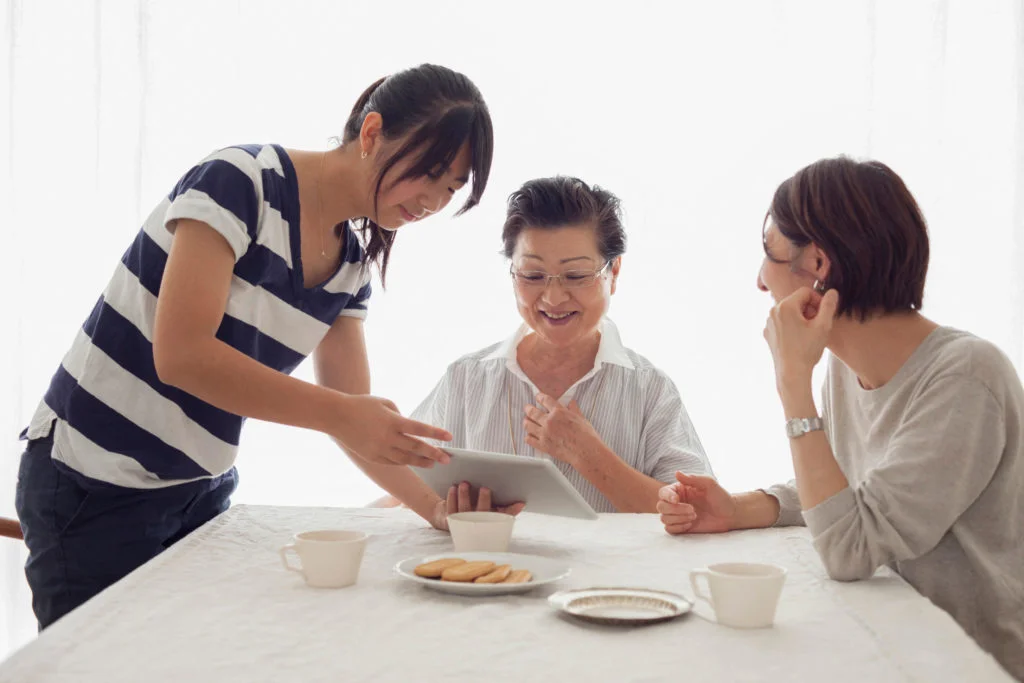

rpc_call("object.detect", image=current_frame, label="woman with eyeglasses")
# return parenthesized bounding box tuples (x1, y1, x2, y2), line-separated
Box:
(656, 157, 1024, 679)
(368, 176, 713, 528)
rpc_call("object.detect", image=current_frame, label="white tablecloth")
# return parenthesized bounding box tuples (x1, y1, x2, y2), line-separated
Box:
(0, 505, 1011, 682)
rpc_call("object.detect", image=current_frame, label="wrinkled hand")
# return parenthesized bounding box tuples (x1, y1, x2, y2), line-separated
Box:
(657, 472, 736, 535)
(523, 393, 603, 466)
(331, 394, 452, 468)
(764, 287, 839, 392)
(429, 482, 526, 532)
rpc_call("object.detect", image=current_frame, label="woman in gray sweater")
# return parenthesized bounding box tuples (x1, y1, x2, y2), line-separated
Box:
(657, 157, 1024, 679)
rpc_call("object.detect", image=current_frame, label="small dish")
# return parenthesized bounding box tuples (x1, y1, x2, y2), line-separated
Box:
(548, 587, 693, 625)
(395, 552, 570, 596)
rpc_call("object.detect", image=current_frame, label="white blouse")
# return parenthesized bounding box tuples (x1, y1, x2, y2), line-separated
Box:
(411, 319, 713, 512)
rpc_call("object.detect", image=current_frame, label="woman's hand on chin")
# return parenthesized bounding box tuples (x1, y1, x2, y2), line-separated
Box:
(522, 392, 603, 466)
(765, 287, 839, 393)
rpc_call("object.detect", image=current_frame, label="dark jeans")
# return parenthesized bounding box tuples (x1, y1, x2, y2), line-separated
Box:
(14, 428, 238, 629)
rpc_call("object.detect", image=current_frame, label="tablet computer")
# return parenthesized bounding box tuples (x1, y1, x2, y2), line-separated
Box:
(413, 447, 599, 520)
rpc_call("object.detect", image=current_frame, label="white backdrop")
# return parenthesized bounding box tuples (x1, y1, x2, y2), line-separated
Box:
(2, 0, 1022, 658)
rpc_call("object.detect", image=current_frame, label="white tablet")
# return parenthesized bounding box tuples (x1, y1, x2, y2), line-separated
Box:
(413, 447, 599, 520)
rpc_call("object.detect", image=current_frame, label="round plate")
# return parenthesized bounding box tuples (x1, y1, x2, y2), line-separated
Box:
(548, 587, 693, 625)
(394, 552, 570, 596)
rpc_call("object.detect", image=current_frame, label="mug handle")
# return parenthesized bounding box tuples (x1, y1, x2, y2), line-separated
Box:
(690, 568, 713, 607)
(279, 544, 304, 576)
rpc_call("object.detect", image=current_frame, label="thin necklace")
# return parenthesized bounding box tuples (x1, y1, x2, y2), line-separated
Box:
(506, 364, 608, 457)
(317, 151, 329, 259)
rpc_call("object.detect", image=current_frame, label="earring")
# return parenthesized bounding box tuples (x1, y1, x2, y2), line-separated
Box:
(361, 150, 368, 160)
(813, 279, 826, 294)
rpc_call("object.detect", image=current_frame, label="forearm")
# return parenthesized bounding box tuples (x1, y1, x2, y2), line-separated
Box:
(730, 491, 781, 530)
(779, 377, 849, 510)
(572, 444, 663, 513)
(311, 319, 441, 524)
(344, 455, 440, 521)
(157, 338, 342, 434)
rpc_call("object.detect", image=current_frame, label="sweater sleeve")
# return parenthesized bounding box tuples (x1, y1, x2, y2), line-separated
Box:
(804, 374, 1005, 581)
(762, 480, 805, 527)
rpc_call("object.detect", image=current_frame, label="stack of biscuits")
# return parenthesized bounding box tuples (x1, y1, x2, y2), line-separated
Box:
(414, 558, 532, 584)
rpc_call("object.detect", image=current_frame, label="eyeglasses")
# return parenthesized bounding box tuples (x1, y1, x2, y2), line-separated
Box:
(510, 261, 612, 289)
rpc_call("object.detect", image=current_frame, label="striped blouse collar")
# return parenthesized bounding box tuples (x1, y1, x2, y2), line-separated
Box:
(483, 317, 635, 372)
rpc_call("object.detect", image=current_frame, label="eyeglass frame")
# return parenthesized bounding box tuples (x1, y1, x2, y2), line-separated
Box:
(508, 259, 614, 289)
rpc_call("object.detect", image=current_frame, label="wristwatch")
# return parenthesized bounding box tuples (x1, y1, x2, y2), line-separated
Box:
(785, 417, 824, 439)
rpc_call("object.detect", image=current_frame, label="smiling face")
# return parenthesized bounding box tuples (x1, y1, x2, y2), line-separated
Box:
(372, 142, 472, 230)
(510, 224, 619, 348)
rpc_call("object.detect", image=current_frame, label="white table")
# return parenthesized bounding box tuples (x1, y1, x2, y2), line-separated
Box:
(0, 505, 1011, 682)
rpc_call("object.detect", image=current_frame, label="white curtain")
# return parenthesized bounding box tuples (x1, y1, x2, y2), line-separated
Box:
(2, 0, 1022, 657)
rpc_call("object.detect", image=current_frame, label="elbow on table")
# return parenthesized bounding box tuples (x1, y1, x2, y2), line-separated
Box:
(819, 551, 878, 582)
(813, 538, 879, 582)
(824, 563, 873, 583)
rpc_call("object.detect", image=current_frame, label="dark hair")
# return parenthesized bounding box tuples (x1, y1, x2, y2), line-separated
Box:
(501, 176, 626, 261)
(765, 156, 929, 320)
(341, 64, 494, 284)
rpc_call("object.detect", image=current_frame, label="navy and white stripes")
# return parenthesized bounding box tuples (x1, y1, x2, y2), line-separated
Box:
(26, 144, 372, 488)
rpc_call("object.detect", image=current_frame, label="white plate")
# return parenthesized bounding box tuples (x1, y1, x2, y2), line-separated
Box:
(394, 552, 571, 596)
(548, 587, 693, 625)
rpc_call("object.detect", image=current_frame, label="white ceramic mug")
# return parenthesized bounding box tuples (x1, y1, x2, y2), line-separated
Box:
(279, 530, 368, 588)
(689, 562, 787, 628)
(447, 511, 515, 552)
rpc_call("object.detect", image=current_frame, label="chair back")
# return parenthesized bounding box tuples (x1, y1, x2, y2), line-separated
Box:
(0, 517, 23, 541)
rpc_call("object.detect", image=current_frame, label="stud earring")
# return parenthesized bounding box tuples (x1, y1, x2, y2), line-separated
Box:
(361, 150, 368, 160)
(813, 279, 826, 294)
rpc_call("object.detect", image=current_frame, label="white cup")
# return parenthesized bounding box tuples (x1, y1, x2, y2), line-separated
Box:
(447, 511, 515, 552)
(689, 562, 787, 628)
(279, 530, 368, 588)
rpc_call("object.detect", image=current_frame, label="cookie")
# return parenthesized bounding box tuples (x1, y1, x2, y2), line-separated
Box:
(441, 561, 496, 582)
(414, 558, 466, 578)
(474, 564, 513, 584)
(503, 569, 532, 584)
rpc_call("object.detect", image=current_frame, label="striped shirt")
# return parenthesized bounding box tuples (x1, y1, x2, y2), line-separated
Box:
(410, 318, 713, 513)
(24, 144, 372, 489)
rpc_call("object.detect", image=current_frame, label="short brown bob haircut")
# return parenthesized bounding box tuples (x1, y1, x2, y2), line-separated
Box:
(764, 156, 930, 321)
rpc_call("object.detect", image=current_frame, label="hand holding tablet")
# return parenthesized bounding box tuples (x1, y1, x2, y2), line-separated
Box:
(413, 447, 599, 520)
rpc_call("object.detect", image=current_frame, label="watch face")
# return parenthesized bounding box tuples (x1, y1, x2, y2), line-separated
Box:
(786, 418, 820, 438)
